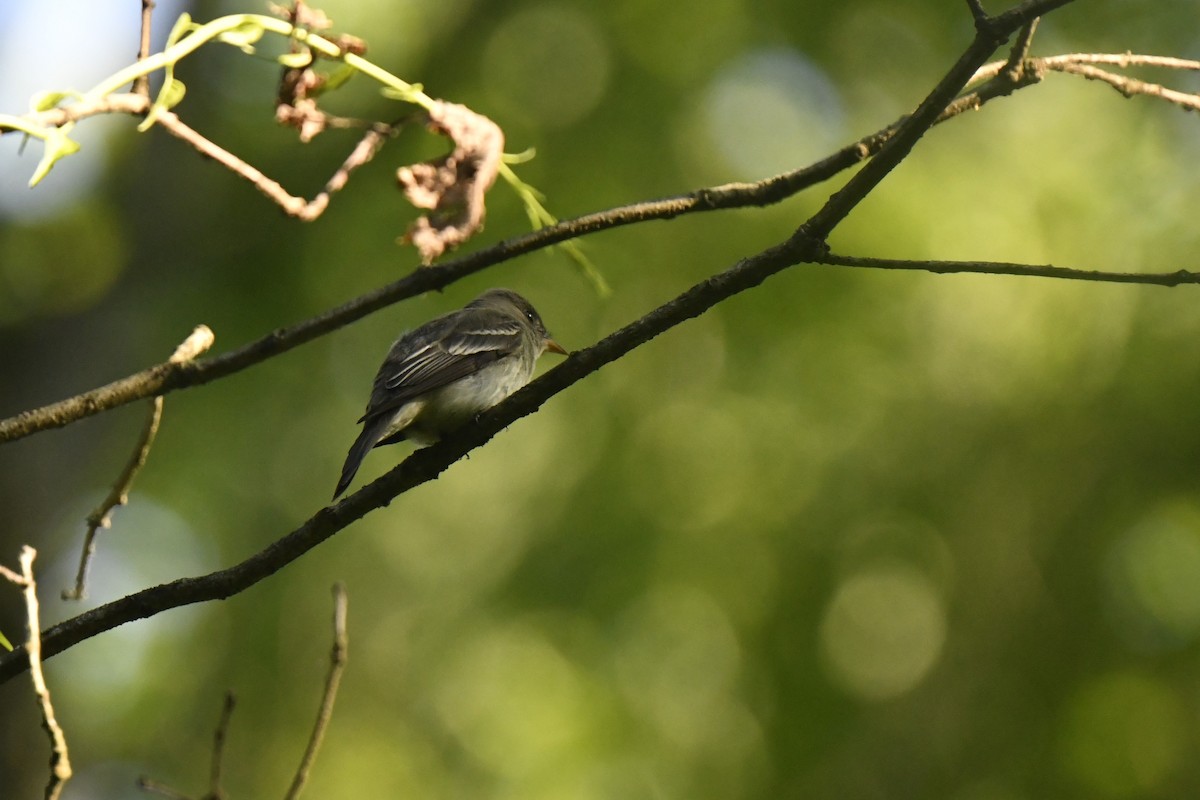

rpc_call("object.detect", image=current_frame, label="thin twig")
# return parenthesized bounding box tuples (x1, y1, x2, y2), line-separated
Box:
(133, 0, 157, 96)
(284, 583, 349, 800)
(970, 52, 1200, 88)
(1043, 53, 1200, 70)
(136, 690, 235, 800)
(64, 325, 214, 600)
(209, 691, 236, 799)
(1002, 17, 1040, 78)
(1056, 62, 1200, 111)
(153, 110, 393, 219)
(135, 777, 192, 799)
(3, 547, 72, 800)
(819, 253, 1200, 286)
(966, 0, 990, 26)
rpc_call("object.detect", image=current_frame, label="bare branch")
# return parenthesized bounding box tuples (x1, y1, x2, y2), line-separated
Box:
(284, 583, 349, 800)
(1002, 18, 1040, 78)
(209, 691, 236, 799)
(1057, 62, 1200, 111)
(153, 109, 394, 220)
(136, 690, 235, 800)
(133, 1, 156, 97)
(819, 254, 1200, 286)
(971, 52, 1200, 89)
(135, 777, 193, 799)
(3, 547, 72, 799)
(63, 326, 215, 601)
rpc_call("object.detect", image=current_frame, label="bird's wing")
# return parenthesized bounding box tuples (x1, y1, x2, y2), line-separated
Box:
(359, 309, 525, 421)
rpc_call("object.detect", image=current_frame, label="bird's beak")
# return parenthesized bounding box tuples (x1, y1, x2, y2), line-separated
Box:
(545, 338, 569, 356)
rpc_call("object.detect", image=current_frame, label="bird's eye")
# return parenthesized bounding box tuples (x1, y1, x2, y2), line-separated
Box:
(525, 311, 536, 322)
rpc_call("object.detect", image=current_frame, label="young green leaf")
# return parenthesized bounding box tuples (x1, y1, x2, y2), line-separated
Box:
(277, 51, 314, 69)
(29, 127, 81, 186)
(30, 90, 80, 112)
(217, 19, 266, 54)
(137, 78, 187, 132)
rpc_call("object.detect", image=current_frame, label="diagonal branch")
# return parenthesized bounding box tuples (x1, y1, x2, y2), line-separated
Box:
(283, 583, 349, 800)
(63, 326, 215, 601)
(799, 0, 1073, 242)
(1056, 62, 1200, 111)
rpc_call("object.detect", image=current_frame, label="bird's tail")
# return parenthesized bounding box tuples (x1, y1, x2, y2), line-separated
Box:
(333, 419, 387, 500)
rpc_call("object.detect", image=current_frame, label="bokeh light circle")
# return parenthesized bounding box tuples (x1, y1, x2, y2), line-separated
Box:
(819, 563, 946, 700)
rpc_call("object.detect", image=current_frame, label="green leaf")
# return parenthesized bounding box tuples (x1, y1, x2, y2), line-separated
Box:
(165, 12, 192, 47)
(380, 83, 426, 105)
(137, 78, 186, 132)
(30, 91, 79, 112)
(29, 127, 81, 187)
(217, 20, 266, 54)
(0, 629, 11, 651)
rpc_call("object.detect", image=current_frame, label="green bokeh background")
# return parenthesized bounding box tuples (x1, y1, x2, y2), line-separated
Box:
(3, 0, 1200, 797)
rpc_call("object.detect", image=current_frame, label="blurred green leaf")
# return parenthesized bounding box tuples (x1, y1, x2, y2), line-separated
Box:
(216, 19, 266, 54)
(137, 78, 186, 132)
(277, 51, 314, 69)
(30, 90, 79, 112)
(28, 126, 80, 186)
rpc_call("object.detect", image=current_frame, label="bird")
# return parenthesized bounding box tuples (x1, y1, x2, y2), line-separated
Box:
(333, 288, 567, 499)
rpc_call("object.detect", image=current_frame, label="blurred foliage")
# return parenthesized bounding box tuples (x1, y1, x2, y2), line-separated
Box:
(3, 0, 1200, 798)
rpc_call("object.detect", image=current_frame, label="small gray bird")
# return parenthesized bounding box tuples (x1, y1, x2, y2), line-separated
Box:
(333, 288, 567, 499)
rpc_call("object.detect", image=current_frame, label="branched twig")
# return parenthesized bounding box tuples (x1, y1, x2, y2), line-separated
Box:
(64, 325, 215, 601)
(284, 583, 349, 800)
(154, 108, 395, 220)
(3, 547, 72, 800)
(3, 92, 395, 221)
